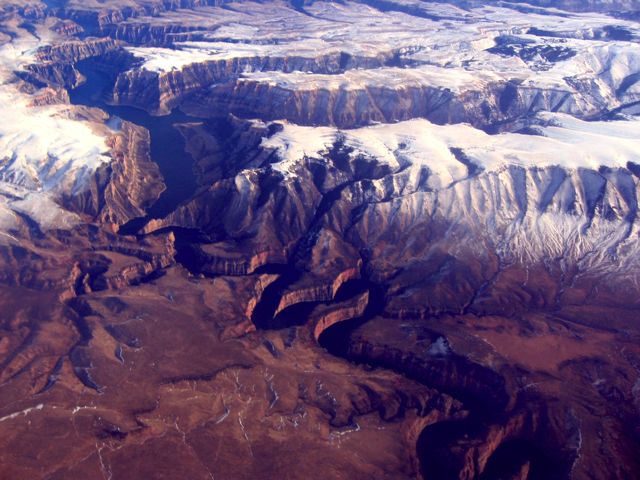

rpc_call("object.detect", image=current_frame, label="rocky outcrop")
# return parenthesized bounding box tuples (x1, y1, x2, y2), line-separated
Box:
(61, 120, 164, 229)
(62, 234, 176, 296)
(275, 267, 360, 316)
(180, 78, 615, 129)
(28, 86, 70, 106)
(92, 244, 176, 291)
(24, 39, 123, 89)
(113, 50, 414, 115)
(22, 62, 82, 89)
(99, 121, 165, 228)
(312, 291, 369, 341)
(0, 1, 47, 19)
(50, 19, 84, 37)
(189, 247, 286, 276)
(175, 116, 274, 188)
(142, 166, 323, 254)
(37, 38, 121, 64)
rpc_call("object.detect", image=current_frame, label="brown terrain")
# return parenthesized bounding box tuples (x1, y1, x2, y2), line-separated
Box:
(1, 1, 640, 479)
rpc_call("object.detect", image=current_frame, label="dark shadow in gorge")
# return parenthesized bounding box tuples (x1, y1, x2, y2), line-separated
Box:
(64, 44, 579, 480)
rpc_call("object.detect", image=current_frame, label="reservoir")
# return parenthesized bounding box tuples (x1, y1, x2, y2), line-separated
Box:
(69, 59, 202, 233)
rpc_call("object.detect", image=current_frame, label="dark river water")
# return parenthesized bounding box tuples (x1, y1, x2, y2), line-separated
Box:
(67, 57, 547, 480)
(69, 59, 202, 233)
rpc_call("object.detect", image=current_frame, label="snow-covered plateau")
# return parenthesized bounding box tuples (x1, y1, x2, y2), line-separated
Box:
(107, 3, 640, 276)
(3, 2, 640, 480)
(120, 1, 640, 113)
(2, 0, 640, 267)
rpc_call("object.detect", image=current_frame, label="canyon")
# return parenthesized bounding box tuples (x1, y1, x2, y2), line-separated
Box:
(0, 0, 639, 479)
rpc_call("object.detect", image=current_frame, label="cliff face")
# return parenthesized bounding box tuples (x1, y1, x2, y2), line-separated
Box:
(36, 38, 121, 64)
(97, 121, 165, 228)
(58, 0, 232, 31)
(108, 46, 638, 128)
(181, 79, 597, 129)
(57, 119, 164, 229)
(112, 51, 411, 115)
(25, 38, 122, 88)
(2, 1, 640, 480)
(103, 23, 214, 45)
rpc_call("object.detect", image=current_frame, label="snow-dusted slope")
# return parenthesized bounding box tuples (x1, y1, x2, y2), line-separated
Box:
(96, 0, 640, 275)
(7, 0, 640, 267)
(0, 24, 111, 232)
(262, 114, 640, 184)
(118, 1, 640, 119)
(258, 112, 640, 270)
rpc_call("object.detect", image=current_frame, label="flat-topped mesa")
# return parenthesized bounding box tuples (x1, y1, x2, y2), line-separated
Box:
(184, 78, 595, 129)
(112, 50, 410, 115)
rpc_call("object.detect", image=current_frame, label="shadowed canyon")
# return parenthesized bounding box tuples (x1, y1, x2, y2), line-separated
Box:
(1, 0, 640, 479)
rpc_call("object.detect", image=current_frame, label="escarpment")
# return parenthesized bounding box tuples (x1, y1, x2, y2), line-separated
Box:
(59, 120, 164, 229)
(109, 65, 635, 129)
(24, 39, 122, 88)
(97, 121, 165, 228)
(2, 1, 640, 480)
(312, 291, 369, 341)
(112, 50, 417, 115)
(36, 38, 121, 64)
(103, 23, 217, 45)
(57, 0, 234, 32)
(274, 267, 360, 317)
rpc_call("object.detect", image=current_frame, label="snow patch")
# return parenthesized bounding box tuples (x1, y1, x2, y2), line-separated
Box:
(0, 25, 111, 231)
(0, 403, 44, 423)
(260, 113, 640, 187)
